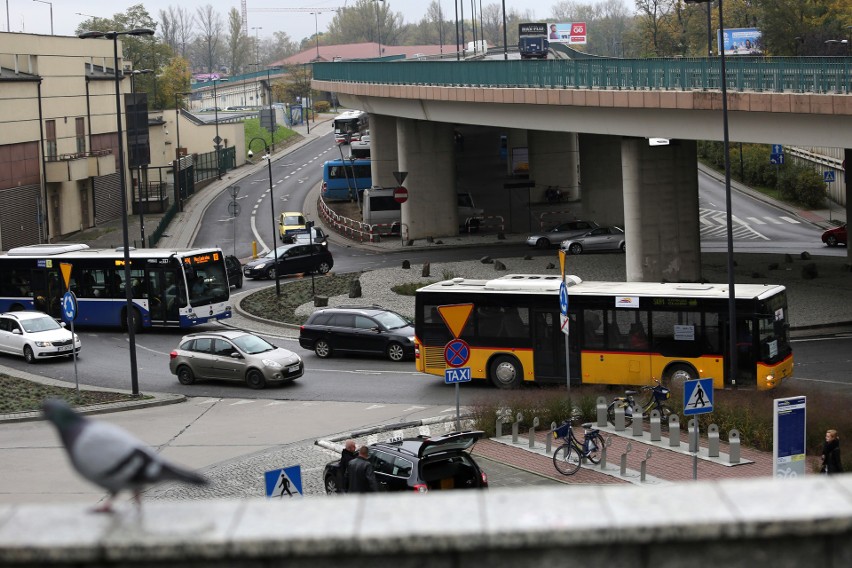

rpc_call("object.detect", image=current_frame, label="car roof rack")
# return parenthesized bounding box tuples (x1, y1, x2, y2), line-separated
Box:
(335, 304, 385, 310)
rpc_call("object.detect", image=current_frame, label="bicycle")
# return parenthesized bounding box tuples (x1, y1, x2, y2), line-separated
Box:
(606, 380, 673, 427)
(551, 419, 603, 475)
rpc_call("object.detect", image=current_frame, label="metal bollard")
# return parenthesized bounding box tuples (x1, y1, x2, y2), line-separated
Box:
(632, 406, 644, 437)
(600, 436, 613, 470)
(729, 429, 741, 464)
(688, 419, 698, 453)
(649, 409, 662, 441)
(546, 421, 557, 454)
(495, 416, 505, 439)
(614, 404, 626, 432)
(620, 441, 633, 476)
(512, 412, 523, 444)
(640, 448, 653, 482)
(668, 414, 681, 447)
(529, 417, 540, 449)
(707, 424, 720, 457)
(596, 396, 608, 427)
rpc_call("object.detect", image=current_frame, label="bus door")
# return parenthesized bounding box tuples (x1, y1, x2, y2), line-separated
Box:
(30, 268, 63, 318)
(146, 267, 181, 325)
(727, 318, 757, 387)
(532, 309, 572, 382)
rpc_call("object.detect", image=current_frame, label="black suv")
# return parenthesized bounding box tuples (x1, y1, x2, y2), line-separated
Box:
(323, 431, 488, 494)
(243, 244, 333, 280)
(299, 305, 415, 361)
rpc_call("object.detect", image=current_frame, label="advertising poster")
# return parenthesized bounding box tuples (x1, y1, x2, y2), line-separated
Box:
(717, 28, 762, 55)
(548, 22, 587, 45)
(773, 396, 807, 478)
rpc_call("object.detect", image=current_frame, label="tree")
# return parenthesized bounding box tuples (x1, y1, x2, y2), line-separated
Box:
(195, 4, 224, 74)
(264, 31, 299, 64)
(158, 56, 192, 109)
(75, 4, 161, 71)
(226, 7, 250, 75)
(325, 0, 404, 47)
(275, 64, 313, 104)
(158, 6, 195, 58)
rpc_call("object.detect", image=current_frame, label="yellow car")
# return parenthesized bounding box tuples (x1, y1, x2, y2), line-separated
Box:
(279, 212, 306, 243)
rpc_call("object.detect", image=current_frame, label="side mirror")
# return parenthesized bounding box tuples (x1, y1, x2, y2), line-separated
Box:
(247, 150, 254, 158)
(12, 329, 22, 335)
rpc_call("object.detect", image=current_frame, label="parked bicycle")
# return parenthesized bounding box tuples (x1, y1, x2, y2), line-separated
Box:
(606, 380, 673, 427)
(552, 419, 603, 475)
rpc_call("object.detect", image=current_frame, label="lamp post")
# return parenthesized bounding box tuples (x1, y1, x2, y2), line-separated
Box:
(33, 0, 53, 35)
(174, 91, 191, 212)
(501, 0, 507, 60)
(824, 39, 850, 55)
(252, 27, 262, 104)
(129, 69, 152, 245)
(374, 0, 385, 57)
(685, 0, 738, 387)
(454, 0, 459, 61)
(212, 77, 228, 180)
(78, 27, 155, 398)
(247, 138, 280, 296)
(303, 64, 311, 135)
(267, 66, 281, 151)
(310, 12, 320, 60)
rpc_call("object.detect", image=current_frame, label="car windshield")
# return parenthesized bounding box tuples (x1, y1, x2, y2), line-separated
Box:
(373, 311, 410, 330)
(22, 316, 62, 333)
(282, 215, 303, 225)
(231, 334, 275, 354)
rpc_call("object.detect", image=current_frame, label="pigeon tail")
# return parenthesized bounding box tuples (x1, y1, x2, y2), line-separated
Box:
(158, 461, 209, 486)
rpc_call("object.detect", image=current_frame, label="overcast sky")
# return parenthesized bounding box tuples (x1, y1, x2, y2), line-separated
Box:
(7, 1, 567, 45)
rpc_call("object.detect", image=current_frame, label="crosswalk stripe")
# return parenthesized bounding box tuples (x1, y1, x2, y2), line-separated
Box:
(763, 217, 783, 224)
(780, 216, 801, 224)
(746, 217, 766, 224)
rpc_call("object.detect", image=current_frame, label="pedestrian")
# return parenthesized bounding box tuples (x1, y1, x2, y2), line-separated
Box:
(345, 445, 378, 493)
(821, 429, 843, 474)
(338, 439, 357, 493)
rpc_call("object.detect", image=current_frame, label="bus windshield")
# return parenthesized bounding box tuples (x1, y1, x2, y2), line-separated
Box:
(183, 252, 229, 307)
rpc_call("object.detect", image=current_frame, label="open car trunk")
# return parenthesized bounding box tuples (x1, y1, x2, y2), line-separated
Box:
(419, 454, 481, 490)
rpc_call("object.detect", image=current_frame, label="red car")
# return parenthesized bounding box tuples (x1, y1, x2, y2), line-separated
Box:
(821, 224, 847, 247)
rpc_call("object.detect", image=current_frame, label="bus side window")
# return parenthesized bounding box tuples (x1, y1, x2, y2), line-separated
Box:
(583, 309, 604, 348)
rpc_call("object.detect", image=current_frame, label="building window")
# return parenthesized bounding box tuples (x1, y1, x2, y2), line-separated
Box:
(45, 120, 57, 159)
(76, 118, 86, 155)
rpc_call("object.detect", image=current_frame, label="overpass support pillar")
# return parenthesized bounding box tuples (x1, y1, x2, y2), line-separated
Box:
(397, 119, 457, 239)
(578, 134, 624, 227)
(370, 114, 398, 189)
(529, 131, 579, 202)
(621, 137, 702, 282)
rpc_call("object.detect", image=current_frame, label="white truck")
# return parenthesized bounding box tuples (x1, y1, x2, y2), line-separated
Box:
(362, 188, 484, 233)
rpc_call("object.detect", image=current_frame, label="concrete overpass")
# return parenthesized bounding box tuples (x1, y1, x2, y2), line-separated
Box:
(313, 58, 852, 282)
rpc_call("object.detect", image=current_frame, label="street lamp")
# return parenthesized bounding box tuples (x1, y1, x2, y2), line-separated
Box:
(33, 0, 53, 35)
(824, 39, 850, 54)
(247, 138, 280, 296)
(78, 27, 155, 398)
(129, 69, 152, 245)
(267, 66, 282, 151)
(174, 91, 191, 212)
(685, 0, 738, 387)
(501, 0, 507, 60)
(374, 0, 385, 57)
(310, 12, 320, 60)
(251, 27, 262, 105)
(212, 77, 228, 180)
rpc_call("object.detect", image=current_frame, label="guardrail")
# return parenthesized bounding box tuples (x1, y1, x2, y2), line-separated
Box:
(314, 57, 852, 94)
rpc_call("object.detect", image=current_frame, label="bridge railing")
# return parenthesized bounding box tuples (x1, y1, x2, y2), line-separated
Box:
(314, 57, 851, 94)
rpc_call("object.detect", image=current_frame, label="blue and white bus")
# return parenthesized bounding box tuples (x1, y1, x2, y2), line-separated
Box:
(0, 244, 232, 330)
(321, 159, 372, 202)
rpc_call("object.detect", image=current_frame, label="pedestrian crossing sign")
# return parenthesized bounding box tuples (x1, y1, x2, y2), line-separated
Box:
(264, 465, 303, 499)
(683, 378, 714, 415)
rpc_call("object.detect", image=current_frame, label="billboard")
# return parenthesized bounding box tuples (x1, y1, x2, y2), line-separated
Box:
(518, 23, 547, 36)
(548, 22, 587, 45)
(717, 27, 762, 55)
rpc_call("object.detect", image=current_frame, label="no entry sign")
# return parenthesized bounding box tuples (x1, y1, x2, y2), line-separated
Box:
(393, 187, 408, 203)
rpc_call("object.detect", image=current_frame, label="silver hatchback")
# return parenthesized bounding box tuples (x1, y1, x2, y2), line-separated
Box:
(169, 330, 303, 389)
(526, 220, 599, 249)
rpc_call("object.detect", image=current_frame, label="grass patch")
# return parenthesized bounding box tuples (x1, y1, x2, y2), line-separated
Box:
(0, 374, 147, 414)
(240, 272, 362, 324)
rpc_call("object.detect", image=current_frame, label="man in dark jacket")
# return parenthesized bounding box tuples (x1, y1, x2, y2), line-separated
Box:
(338, 439, 357, 493)
(345, 445, 378, 493)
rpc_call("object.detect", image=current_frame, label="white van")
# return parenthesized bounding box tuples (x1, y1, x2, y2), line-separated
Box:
(362, 187, 484, 232)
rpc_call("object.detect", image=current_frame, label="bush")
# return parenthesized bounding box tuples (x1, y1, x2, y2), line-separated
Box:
(314, 100, 331, 113)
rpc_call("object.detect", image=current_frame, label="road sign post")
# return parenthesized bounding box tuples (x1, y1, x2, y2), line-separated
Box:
(559, 268, 571, 394)
(59, 263, 80, 396)
(437, 304, 474, 430)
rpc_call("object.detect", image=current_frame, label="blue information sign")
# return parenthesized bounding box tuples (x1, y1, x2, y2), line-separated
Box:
(445, 367, 472, 384)
(770, 153, 784, 165)
(264, 465, 303, 498)
(772, 144, 783, 155)
(683, 378, 714, 415)
(773, 396, 806, 478)
(62, 291, 77, 322)
(824, 171, 835, 183)
(559, 282, 569, 316)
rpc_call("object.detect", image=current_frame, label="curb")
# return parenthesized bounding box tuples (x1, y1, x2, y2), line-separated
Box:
(314, 414, 472, 453)
(0, 363, 186, 424)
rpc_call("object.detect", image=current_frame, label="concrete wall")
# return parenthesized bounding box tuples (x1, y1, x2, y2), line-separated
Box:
(2, 475, 852, 566)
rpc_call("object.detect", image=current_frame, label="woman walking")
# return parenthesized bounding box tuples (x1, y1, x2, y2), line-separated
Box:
(821, 429, 843, 474)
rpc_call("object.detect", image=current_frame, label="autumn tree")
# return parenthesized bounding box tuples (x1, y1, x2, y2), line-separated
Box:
(195, 4, 224, 73)
(158, 56, 192, 109)
(226, 7, 250, 75)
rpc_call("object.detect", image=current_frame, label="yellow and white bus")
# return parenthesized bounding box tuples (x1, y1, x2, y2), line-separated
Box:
(414, 274, 792, 391)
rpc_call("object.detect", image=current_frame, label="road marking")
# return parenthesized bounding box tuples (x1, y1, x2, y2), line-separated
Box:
(365, 404, 386, 410)
(746, 217, 766, 224)
(403, 406, 427, 412)
(196, 399, 221, 405)
(780, 216, 801, 224)
(266, 401, 289, 406)
(230, 400, 255, 406)
(763, 216, 783, 224)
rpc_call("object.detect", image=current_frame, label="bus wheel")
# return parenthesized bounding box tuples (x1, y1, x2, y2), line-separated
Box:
(489, 355, 522, 389)
(9, 303, 25, 312)
(664, 364, 697, 390)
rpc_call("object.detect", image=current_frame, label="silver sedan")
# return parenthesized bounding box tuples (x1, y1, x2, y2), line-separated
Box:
(560, 226, 626, 255)
(525, 220, 599, 249)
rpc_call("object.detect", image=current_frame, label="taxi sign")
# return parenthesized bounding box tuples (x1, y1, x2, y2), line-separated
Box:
(437, 303, 473, 338)
(445, 367, 471, 384)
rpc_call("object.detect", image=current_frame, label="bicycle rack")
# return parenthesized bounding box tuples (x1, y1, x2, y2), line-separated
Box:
(613, 404, 626, 432)
(529, 417, 540, 449)
(632, 407, 644, 437)
(640, 448, 653, 482)
(668, 414, 681, 447)
(620, 442, 633, 476)
(649, 409, 662, 442)
(596, 396, 607, 427)
(729, 429, 741, 463)
(495, 413, 511, 438)
(708, 424, 720, 457)
(512, 413, 523, 444)
(600, 436, 613, 471)
(546, 421, 557, 454)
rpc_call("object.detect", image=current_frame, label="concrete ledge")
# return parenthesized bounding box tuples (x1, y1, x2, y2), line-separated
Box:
(2, 475, 852, 566)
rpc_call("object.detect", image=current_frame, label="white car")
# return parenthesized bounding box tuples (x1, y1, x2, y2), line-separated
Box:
(0, 311, 81, 363)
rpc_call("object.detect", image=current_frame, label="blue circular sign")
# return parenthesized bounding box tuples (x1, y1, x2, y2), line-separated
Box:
(559, 282, 569, 316)
(62, 291, 77, 322)
(444, 339, 470, 368)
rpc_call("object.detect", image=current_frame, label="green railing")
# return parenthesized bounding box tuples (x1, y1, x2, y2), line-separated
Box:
(314, 57, 851, 94)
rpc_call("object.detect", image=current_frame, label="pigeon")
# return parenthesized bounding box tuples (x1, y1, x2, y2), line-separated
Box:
(42, 398, 208, 513)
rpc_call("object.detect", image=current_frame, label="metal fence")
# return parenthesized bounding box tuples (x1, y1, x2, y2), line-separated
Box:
(193, 147, 237, 184)
(314, 57, 852, 94)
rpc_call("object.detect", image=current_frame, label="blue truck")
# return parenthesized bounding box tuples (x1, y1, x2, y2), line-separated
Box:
(518, 23, 549, 59)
